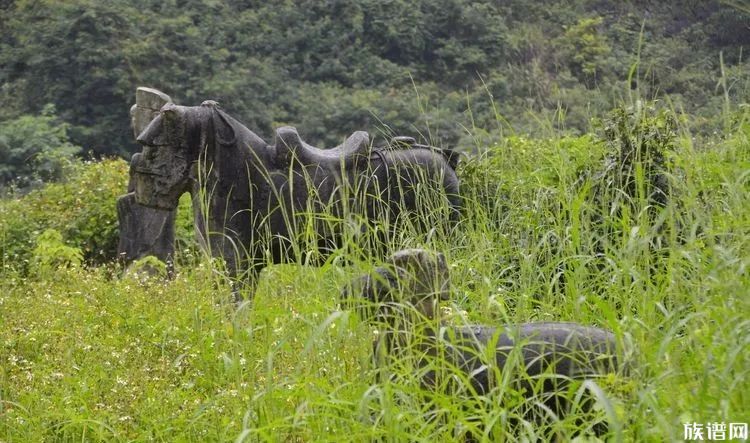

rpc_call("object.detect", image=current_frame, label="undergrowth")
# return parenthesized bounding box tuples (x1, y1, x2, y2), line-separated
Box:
(0, 104, 748, 441)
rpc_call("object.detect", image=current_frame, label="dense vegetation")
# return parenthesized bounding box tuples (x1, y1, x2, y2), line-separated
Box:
(1, 0, 749, 167)
(1, 0, 749, 440)
(1, 101, 748, 440)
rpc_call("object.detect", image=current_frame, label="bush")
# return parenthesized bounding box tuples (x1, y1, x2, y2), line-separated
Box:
(30, 229, 83, 278)
(0, 158, 128, 272)
(585, 103, 678, 252)
(458, 134, 605, 222)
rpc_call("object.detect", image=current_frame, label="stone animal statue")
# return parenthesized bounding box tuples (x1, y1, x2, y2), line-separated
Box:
(117, 87, 177, 274)
(346, 249, 623, 438)
(131, 101, 461, 288)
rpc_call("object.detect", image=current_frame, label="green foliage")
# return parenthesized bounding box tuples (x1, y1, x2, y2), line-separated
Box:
(0, 1, 748, 438)
(0, 158, 128, 271)
(459, 134, 606, 223)
(124, 255, 169, 283)
(0, 1, 141, 155)
(554, 17, 611, 84)
(0, 116, 748, 439)
(0, 105, 81, 188)
(30, 228, 83, 277)
(594, 103, 676, 209)
(173, 192, 199, 262)
(1, 0, 748, 154)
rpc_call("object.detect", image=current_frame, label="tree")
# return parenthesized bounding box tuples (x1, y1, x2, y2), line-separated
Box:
(554, 17, 611, 87)
(0, 105, 81, 188)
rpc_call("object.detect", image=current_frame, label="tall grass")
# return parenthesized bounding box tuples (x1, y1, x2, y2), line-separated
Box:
(1, 101, 749, 441)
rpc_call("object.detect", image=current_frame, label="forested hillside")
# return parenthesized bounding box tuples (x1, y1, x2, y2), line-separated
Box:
(1, 0, 748, 163)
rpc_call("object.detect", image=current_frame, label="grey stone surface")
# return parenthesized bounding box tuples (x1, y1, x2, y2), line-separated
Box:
(130, 87, 173, 139)
(136, 87, 172, 110)
(347, 248, 450, 320)
(117, 88, 177, 271)
(116, 192, 175, 264)
(275, 126, 371, 168)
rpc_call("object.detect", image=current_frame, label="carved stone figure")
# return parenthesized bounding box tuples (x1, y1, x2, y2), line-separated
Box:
(116, 88, 177, 272)
(131, 100, 461, 286)
(346, 249, 622, 435)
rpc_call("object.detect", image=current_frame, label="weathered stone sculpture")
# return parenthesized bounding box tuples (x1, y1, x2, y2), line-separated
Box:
(116, 88, 177, 272)
(131, 100, 460, 289)
(346, 249, 622, 435)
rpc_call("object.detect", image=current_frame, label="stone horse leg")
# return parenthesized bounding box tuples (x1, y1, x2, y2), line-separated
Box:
(189, 185, 261, 302)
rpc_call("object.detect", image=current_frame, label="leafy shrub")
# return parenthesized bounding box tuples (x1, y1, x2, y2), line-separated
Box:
(123, 255, 169, 284)
(455, 134, 607, 300)
(553, 16, 611, 85)
(30, 228, 83, 277)
(0, 158, 128, 272)
(173, 193, 200, 265)
(585, 103, 678, 250)
(595, 103, 676, 207)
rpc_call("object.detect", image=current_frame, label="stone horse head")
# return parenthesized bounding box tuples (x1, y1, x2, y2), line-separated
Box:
(132, 103, 202, 210)
(133, 101, 250, 210)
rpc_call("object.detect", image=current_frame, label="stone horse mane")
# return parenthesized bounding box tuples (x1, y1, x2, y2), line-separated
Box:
(201, 100, 241, 146)
(207, 103, 238, 148)
(196, 101, 273, 177)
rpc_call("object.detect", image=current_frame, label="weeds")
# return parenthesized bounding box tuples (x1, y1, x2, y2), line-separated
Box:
(0, 101, 749, 441)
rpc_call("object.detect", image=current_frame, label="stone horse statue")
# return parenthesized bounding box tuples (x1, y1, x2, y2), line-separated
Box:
(131, 100, 460, 287)
(346, 249, 624, 438)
